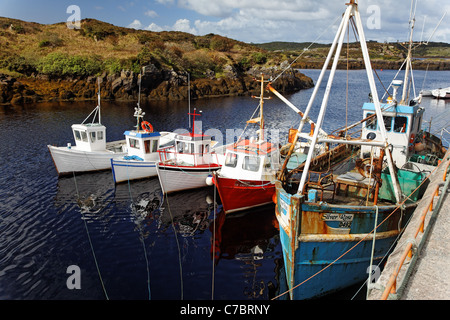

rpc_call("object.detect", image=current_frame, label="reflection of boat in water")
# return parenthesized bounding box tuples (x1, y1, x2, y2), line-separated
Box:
(210, 207, 281, 299)
(54, 171, 115, 214)
(158, 188, 218, 236)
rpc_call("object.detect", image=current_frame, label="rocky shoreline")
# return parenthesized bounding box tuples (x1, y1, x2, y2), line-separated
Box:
(0, 64, 314, 105)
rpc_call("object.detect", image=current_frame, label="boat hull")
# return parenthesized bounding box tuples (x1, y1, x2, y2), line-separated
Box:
(274, 181, 416, 300)
(214, 174, 275, 214)
(156, 163, 221, 194)
(111, 159, 157, 183)
(48, 143, 126, 175)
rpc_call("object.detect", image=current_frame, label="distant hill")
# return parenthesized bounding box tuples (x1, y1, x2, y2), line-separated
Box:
(255, 40, 450, 70)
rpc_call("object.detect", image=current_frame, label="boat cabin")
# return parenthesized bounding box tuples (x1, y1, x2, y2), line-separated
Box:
(361, 101, 424, 168)
(124, 130, 161, 161)
(220, 140, 280, 181)
(160, 133, 217, 166)
(71, 123, 107, 152)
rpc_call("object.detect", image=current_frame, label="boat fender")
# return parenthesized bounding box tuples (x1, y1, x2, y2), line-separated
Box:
(206, 175, 214, 186)
(141, 121, 153, 133)
(272, 193, 277, 204)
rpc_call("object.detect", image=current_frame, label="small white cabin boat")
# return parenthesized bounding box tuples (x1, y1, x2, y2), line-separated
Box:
(48, 86, 126, 176)
(111, 109, 176, 183)
(432, 87, 450, 99)
(156, 109, 222, 194)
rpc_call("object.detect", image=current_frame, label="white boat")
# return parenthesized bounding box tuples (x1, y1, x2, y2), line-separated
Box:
(111, 73, 177, 183)
(432, 87, 450, 99)
(156, 109, 222, 194)
(48, 81, 127, 176)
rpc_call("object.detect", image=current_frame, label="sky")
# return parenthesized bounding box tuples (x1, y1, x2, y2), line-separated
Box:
(0, 0, 448, 44)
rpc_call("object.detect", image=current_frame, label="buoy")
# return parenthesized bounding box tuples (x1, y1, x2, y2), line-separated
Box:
(206, 175, 214, 186)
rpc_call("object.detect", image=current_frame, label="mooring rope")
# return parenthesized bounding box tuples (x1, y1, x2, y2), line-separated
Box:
(72, 171, 109, 300)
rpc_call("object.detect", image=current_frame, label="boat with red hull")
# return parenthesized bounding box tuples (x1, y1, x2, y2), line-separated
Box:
(212, 75, 282, 214)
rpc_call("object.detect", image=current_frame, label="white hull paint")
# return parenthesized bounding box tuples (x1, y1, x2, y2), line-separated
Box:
(111, 159, 157, 183)
(156, 164, 220, 194)
(48, 140, 126, 175)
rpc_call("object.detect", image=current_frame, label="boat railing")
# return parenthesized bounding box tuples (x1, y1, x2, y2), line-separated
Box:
(157, 146, 221, 166)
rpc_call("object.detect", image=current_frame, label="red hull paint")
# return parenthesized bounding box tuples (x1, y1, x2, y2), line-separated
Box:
(214, 175, 275, 214)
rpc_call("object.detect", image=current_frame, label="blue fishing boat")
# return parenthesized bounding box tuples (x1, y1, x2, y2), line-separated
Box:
(272, 0, 446, 300)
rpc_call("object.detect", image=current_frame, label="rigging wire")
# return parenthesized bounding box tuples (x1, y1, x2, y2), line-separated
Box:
(270, 14, 341, 84)
(72, 171, 109, 300)
(126, 171, 152, 300)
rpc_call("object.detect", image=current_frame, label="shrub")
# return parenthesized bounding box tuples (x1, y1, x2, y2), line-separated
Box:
(37, 52, 102, 77)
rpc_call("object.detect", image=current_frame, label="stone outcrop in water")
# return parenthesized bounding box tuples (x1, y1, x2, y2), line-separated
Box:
(0, 63, 314, 105)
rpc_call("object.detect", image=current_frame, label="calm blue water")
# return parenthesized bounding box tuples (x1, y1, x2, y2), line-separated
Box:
(0, 69, 448, 300)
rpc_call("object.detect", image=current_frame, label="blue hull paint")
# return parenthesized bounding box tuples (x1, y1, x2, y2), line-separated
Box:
(275, 181, 416, 300)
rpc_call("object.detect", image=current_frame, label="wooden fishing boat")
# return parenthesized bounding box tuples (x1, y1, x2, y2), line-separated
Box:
(48, 80, 127, 176)
(273, 0, 446, 300)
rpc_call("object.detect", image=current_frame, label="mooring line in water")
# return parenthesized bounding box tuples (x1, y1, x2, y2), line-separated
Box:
(272, 163, 440, 300)
(211, 182, 217, 300)
(125, 169, 152, 300)
(72, 171, 110, 300)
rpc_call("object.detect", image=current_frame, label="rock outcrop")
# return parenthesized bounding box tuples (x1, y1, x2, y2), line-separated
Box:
(0, 63, 315, 105)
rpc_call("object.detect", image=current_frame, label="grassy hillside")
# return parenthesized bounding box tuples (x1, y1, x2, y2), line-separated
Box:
(0, 17, 280, 80)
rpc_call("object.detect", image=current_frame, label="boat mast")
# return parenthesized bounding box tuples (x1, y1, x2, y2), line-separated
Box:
(296, 0, 403, 204)
(134, 69, 145, 132)
(97, 77, 101, 124)
(401, 0, 417, 104)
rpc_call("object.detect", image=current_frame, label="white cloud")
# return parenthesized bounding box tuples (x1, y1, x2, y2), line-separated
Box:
(145, 23, 164, 32)
(173, 18, 198, 34)
(128, 1, 449, 43)
(127, 19, 143, 29)
(144, 10, 159, 18)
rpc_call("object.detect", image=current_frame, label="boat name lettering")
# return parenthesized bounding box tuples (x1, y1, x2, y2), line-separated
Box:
(322, 213, 354, 222)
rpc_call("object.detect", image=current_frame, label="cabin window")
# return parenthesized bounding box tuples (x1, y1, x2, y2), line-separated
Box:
(199, 144, 209, 157)
(243, 156, 261, 172)
(80, 131, 88, 142)
(366, 113, 377, 130)
(394, 116, 408, 133)
(129, 138, 139, 149)
(98, 131, 104, 140)
(225, 152, 238, 168)
(90, 131, 96, 142)
(383, 116, 393, 131)
(74, 130, 82, 141)
(152, 140, 158, 153)
(144, 140, 150, 153)
(176, 141, 193, 154)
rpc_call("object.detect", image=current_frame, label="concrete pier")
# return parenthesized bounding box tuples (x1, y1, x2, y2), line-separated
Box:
(368, 150, 450, 300)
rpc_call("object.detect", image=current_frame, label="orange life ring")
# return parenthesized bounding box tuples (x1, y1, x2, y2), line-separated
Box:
(141, 121, 153, 133)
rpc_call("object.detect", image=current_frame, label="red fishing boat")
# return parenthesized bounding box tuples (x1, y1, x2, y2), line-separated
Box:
(212, 75, 282, 214)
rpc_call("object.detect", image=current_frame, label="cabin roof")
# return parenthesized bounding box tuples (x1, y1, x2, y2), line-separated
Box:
(175, 133, 211, 141)
(72, 123, 105, 130)
(124, 130, 161, 138)
(362, 102, 418, 115)
(228, 140, 277, 155)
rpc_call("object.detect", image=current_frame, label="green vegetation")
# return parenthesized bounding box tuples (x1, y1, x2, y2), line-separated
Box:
(0, 17, 273, 80)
